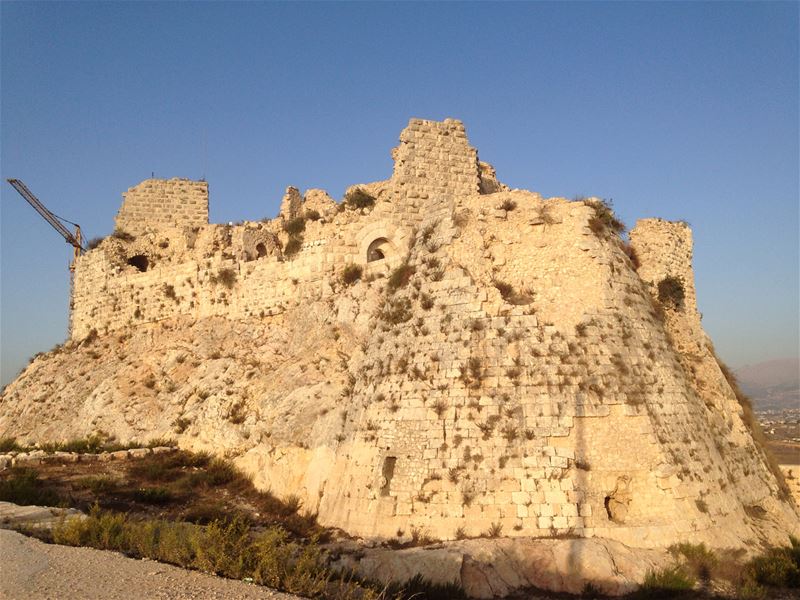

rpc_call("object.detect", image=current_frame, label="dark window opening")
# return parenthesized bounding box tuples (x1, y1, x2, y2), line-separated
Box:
(256, 243, 267, 258)
(127, 255, 149, 272)
(381, 456, 397, 496)
(367, 238, 391, 263)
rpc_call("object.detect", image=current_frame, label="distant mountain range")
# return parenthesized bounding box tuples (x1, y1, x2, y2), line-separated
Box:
(735, 358, 799, 411)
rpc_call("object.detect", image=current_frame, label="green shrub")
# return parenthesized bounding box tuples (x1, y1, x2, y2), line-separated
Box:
(639, 565, 695, 595)
(172, 416, 191, 434)
(163, 284, 178, 301)
(283, 217, 306, 236)
(284, 237, 302, 257)
(214, 268, 237, 289)
(745, 537, 800, 588)
(86, 237, 104, 250)
(420, 293, 434, 310)
(493, 279, 534, 305)
(0, 437, 23, 453)
(669, 542, 717, 581)
(383, 574, 467, 599)
(203, 458, 241, 486)
(0, 468, 61, 506)
(131, 486, 174, 505)
(75, 476, 119, 494)
(485, 522, 503, 538)
(38, 434, 129, 454)
(499, 199, 517, 211)
(387, 263, 415, 291)
(657, 275, 685, 309)
(380, 297, 413, 324)
(111, 229, 136, 242)
(341, 264, 363, 286)
(621, 241, 640, 270)
(344, 187, 375, 210)
(584, 198, 625, 236)
(305, 209, 321, 221)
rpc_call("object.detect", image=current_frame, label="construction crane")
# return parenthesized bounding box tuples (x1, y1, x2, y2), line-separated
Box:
(6, 178, 86, 272)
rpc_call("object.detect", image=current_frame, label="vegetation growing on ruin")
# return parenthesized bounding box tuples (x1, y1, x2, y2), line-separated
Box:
(620, 240, 641, 270)
(380, 297, 413, 324)
(111, 229, 136, 242)
(210, 268, 237, 289)
(499, 199, 517, 212)
(0, 433, 161, 455)
(284, 236, 302, 257)
(584, 198, 626, 237)
(344, 187, 375, 210)
(341, 264, 363, 286)
(493, 279, 534, 305)
(86, 236, 104, 250)
(387, 263, 415, 291)
(657, 275, 685, 309)
(283, 216, 307, 236)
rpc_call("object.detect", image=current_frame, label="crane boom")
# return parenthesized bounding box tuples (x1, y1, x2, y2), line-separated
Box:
(7, 179, 85, 253)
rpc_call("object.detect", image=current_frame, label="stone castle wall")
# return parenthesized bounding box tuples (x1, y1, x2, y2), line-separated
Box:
(56, 118, 798, 550)
(114, 178, 209, 233)
(72, 118, 483, 340)
(301, 198, 787, 546)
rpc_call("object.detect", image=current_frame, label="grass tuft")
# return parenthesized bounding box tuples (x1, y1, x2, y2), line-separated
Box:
(344, 187, 376, 210)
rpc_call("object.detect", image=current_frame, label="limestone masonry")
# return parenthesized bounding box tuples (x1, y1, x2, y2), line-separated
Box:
(1, 118, 798, 594)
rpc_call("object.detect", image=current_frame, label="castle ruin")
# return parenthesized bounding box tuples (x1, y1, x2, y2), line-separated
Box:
(2, 118, 797, 593)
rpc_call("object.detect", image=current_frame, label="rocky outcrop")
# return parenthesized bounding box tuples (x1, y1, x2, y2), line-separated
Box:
(339, 537, 666, 597)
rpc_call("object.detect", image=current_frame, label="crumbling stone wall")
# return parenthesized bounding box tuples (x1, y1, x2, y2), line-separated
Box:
(114, 178, 208, 233)
(391, 118, 480, 204)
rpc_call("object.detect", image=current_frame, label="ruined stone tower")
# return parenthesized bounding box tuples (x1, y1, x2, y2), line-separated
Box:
(2, 118, 797, 565)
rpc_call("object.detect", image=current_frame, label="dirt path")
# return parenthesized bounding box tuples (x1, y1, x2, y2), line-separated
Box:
(0, 529, 301, 600)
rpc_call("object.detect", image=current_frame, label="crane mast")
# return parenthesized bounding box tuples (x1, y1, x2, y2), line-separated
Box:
(6, 178, 85, 271)
(6, 178, 86, 337)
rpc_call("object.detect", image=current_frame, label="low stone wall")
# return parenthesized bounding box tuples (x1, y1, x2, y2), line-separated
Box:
(0, 446, 175, 470)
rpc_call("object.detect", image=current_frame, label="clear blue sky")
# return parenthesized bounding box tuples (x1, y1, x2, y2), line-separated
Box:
(2, 1, 798, 385)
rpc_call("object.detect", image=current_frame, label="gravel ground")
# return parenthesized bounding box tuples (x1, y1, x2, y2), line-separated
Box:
(0, 529, 301, 600)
